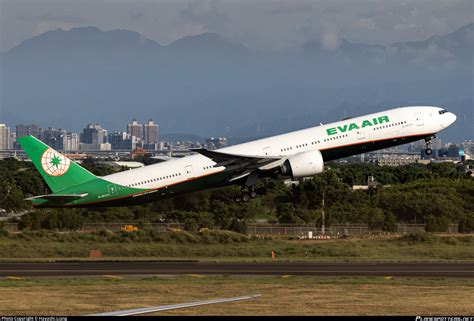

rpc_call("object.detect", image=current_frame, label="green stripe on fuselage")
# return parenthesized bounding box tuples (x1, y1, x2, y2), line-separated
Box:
(32, 170, 233, 208)
(31, 178, 146, 207)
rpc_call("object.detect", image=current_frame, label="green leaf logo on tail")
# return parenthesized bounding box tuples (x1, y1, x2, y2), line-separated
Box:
(41, 148, 71, 176)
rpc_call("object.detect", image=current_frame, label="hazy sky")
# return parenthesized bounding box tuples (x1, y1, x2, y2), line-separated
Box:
(1, 0, 473, 52)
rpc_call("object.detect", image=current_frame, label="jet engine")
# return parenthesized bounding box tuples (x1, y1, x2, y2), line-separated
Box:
(280, 150, 324, 179)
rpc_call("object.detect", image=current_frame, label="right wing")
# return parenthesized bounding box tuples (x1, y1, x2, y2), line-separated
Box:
(191, 148, 282, 169)
(192, 148, 285, 183)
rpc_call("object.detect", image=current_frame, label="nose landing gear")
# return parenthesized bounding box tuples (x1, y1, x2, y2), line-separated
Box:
(424, 135, 436, 155)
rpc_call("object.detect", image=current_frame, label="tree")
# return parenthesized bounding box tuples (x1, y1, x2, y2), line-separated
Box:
(425, 215, 449, 232)
(366, 207, 385, 230)
(458, 217, 474, 233)
(0, 183, 29, 213)
(383, 212, 397, 232)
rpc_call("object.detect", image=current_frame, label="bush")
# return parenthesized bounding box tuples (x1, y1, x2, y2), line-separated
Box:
(366, 208, 384, 230)
(97, 229, 115, 241)
(399, 231, 435, 243)
(425, 215, 449, 232)
(229, 219, 247, 234)
(458, 217, 474, 233)
(383, 212, 397, 232)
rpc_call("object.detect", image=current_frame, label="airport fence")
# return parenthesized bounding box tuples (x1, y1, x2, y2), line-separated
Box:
(246, 223, 459, 236)
(56, 222, 463, 236)
(1, 222, 460, 235)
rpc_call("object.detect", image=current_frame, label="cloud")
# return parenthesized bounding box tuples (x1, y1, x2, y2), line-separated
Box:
(130, 10, 144, 22)
(321, 31, 340, 50)
(270, 3, 312, 15)
(178, 0, 230, 32)
(32, 20, 76, 37)
(17, 13, 83, 24)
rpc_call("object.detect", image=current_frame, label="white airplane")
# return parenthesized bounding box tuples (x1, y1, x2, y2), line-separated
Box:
(19, 106, 456, 207)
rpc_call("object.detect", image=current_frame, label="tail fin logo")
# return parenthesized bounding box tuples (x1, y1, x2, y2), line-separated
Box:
(40, 148, 71, 176)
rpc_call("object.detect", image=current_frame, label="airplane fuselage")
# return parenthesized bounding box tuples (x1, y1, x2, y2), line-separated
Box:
(26, 106, 457, 207)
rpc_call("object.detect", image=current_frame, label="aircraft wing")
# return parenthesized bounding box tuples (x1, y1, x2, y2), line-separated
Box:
(86, 294, 261, 316)
(191, 148, 281, 169)
(25, 193, 88, 201)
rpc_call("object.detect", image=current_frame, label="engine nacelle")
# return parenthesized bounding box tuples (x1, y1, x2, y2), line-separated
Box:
(281, 150, 324, 179)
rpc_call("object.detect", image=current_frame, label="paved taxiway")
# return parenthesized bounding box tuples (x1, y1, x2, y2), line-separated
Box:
(0, 262, 472, 278)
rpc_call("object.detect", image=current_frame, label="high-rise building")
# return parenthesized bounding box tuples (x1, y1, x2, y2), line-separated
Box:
(109, 132, 133, 150)
(127, 119, 143, 140)
(0, 124, 12, 150)
(16, 124, 42, 139)
(447, 144, 460, 158)
(65, 133, 80, 151)
(81, 123, 105, 145)
(143, 119, 158, 144)
(462, 140, 474, 156)
(80, 123, 105, 150)
(42, 127, 67, 150)
(80, 124, 105, 150)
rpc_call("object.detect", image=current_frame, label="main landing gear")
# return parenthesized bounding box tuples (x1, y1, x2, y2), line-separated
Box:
(424, 135, 435, 155)
(234, 186, 266, 203)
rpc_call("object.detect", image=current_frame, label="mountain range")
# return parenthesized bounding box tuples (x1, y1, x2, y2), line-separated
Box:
(1, 23, 473, 142)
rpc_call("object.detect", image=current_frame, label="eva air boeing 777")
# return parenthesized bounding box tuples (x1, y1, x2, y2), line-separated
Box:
(19, 106, 456, 208)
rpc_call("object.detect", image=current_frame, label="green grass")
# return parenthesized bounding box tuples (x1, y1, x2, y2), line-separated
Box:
(2, 275, 473, 315)
(0, 230, 473, 262)
(2, 275, 474, 288)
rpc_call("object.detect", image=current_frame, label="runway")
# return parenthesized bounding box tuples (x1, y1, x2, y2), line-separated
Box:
(0, 261, 472, 278)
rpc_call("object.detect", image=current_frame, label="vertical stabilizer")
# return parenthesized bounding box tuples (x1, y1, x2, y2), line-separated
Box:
(18, 135, 97, 193)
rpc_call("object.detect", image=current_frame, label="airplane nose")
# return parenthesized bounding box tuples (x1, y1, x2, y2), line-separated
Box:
(447, 112, 457, 126)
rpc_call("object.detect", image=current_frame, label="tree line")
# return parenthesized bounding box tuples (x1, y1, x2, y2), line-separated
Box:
(1, 157, 473, 233)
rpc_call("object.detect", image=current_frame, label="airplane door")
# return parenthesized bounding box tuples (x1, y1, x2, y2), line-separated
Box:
(107, 184, 117, 196)
(263, 146, 272, 156)
(414, 113, 424, 126)
(356, 129, 365, 140)
(185, 165, 194, 179)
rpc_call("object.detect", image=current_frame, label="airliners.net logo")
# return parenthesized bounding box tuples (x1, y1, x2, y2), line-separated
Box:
(416, 317, 473, 321)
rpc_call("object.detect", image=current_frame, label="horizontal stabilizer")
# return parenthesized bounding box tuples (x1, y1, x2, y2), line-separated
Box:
(25, 193, 89, 201)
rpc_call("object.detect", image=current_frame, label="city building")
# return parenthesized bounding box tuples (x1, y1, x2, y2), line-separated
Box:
(373, 156, 420, 167)
(438, 143, 461, 158)
(65, 133, 80, 151)
(205, 137, 228, 150)
(80, 123, 106, 151)
(461, 140, 474, 157)
(42, 127, 67, 150)
(0, 124, 12, 150)
(143, 119, 158, 145)
(108, 131, 140, 150)
(16, 124, 42, 139)
(127, 119, 143, 140)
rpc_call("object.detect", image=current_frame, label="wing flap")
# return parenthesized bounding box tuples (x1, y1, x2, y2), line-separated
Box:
(191, 148, 281, 169)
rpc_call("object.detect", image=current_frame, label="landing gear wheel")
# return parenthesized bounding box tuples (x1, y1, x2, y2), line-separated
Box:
(425, 148, 433, 155)
(241, 192, 251, 202)
(234, 196, 242, 203)
(250, 190, 258, 198)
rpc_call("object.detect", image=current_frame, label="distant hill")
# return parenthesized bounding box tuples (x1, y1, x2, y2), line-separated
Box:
(1, 24, 472, 142)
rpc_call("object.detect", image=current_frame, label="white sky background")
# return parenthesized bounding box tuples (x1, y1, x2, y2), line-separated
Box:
(1, 0, 473, 52)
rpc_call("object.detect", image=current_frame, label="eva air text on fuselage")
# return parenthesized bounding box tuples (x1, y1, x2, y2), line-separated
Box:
(326, 116, 390, 136)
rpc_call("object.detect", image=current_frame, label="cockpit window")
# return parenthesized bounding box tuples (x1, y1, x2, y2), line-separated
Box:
(439, 109, 448, 115)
